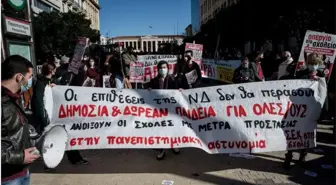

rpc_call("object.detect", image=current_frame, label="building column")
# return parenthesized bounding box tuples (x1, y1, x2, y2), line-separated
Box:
(141, 40, 143, 51)
(147, 40, 150, 53)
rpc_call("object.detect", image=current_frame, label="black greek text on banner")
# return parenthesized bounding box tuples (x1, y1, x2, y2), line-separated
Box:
(44, 79, 327, 154)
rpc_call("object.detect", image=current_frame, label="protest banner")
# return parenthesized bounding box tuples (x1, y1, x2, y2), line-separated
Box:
(185, 43, 203, 74)
(133, 55, 177, 83)
(129, 62, 144, 83)
(45, 79, 327, 154)
(202, 59, 241, 83)
(296, 30, 336, 81)
(68, 37, 88, 74)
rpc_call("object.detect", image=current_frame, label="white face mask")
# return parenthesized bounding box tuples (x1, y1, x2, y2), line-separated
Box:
(89, 61, 95, 67)
(159, 68, 168, 76)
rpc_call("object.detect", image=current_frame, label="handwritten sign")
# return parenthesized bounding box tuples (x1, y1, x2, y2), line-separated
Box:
(296, 30, 336, 81)
(68, 37, 88, 74)
(129, 62, 144, 83)
(45, 79, 327, 153)
(133, 55, 177, 83)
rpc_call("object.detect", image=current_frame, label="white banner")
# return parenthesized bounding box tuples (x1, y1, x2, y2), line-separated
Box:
(46, 79, 327, 153)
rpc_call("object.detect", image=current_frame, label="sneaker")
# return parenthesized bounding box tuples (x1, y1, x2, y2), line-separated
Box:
(156, 150, 165, 160)
(172, 148, 180, 154)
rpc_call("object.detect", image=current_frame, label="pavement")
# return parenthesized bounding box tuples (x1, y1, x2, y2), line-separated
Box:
(29, 123, 336, 185)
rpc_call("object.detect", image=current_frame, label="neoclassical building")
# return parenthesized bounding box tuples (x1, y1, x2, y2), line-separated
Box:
(111, 35, 185, 52)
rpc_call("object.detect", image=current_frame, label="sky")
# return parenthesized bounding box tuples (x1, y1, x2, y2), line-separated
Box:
(99, 0, 191, 37)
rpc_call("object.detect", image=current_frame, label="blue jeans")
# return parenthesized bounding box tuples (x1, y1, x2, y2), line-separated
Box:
(115, 75, 124, 89)
(2, 171, 30, 185)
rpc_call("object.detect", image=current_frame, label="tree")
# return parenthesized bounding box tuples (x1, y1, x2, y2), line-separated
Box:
(32, 11, 99, 64)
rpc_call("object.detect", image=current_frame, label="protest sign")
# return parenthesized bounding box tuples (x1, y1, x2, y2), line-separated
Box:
(130, 62, 144, 83)
(102, 75, 111, 88)
(185, 43, 203, 74)
(134, 55, 177, 83)
(36, 65, 42, 74)
(68, 37, 88, 74)
(202, 59, 216, 79)
(202, 59, 241, 83)
(45, 79, 327, 154)
(296, 30, 336, 81)
(82, 77, 95, 87)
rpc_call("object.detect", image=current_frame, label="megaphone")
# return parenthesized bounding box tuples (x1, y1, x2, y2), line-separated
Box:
(30, 125, 68, 168)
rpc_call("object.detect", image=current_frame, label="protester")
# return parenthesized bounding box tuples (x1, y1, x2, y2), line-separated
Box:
(148, 60, 180, 160)
(108, 53, 124, 89)
(55, 55, 71, 85)
(283, 52, 325, 169)
(232, 56, 257, 83)
(2, 55, 40, 185)
(253, 51, 265, 81)
(276, 51, 294, 79)
(86, 58, 98, 87)
(31, 62, 57, 172)
(31, 62, 56, 134)
(122, 47, 136, 79)
(176, 50, 202, 89)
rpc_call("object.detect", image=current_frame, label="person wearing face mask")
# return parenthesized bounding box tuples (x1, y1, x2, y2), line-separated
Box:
(283, 52, 325, 170)
(232, 56, 257, 83)
(148, 60, 180, 160)
(296, 53, 325, 80)
(1, 55, 40, 185)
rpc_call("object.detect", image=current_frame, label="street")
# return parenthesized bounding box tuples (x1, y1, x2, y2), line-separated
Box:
(29, 123, 335, 185)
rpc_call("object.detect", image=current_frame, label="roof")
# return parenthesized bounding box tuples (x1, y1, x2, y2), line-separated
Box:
(113, 35, 185, 39)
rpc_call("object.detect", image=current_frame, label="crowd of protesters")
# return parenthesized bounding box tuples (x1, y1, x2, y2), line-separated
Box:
(1, 38, 335, 184)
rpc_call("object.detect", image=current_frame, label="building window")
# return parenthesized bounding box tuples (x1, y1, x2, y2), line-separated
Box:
(133, 41, 136, 49)
(126, 42, 129, 48)
(138, 41, 141, 50)
(34, 0, 52, 13)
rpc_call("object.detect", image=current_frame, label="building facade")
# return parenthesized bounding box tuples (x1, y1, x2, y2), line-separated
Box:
(31, 0, 100, 30)
(191, 0, 200, 35)
(185, 24, 192, 37)
(83, 0, 100, 30)
(200, 0, 238, 25)
(112, 35, 185, 52)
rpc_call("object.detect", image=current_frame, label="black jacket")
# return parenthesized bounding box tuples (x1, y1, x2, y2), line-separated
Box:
(232, 64, 257, 83)
(149, 75, 177, 90)
(176, 61, 202, 89)
(31, 75, 51, 133)
(1, 87, 32, 179)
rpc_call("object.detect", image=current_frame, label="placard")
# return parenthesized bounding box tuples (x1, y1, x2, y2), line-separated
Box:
(296, 30, 336, 81)
(68, 37, 88, 74)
